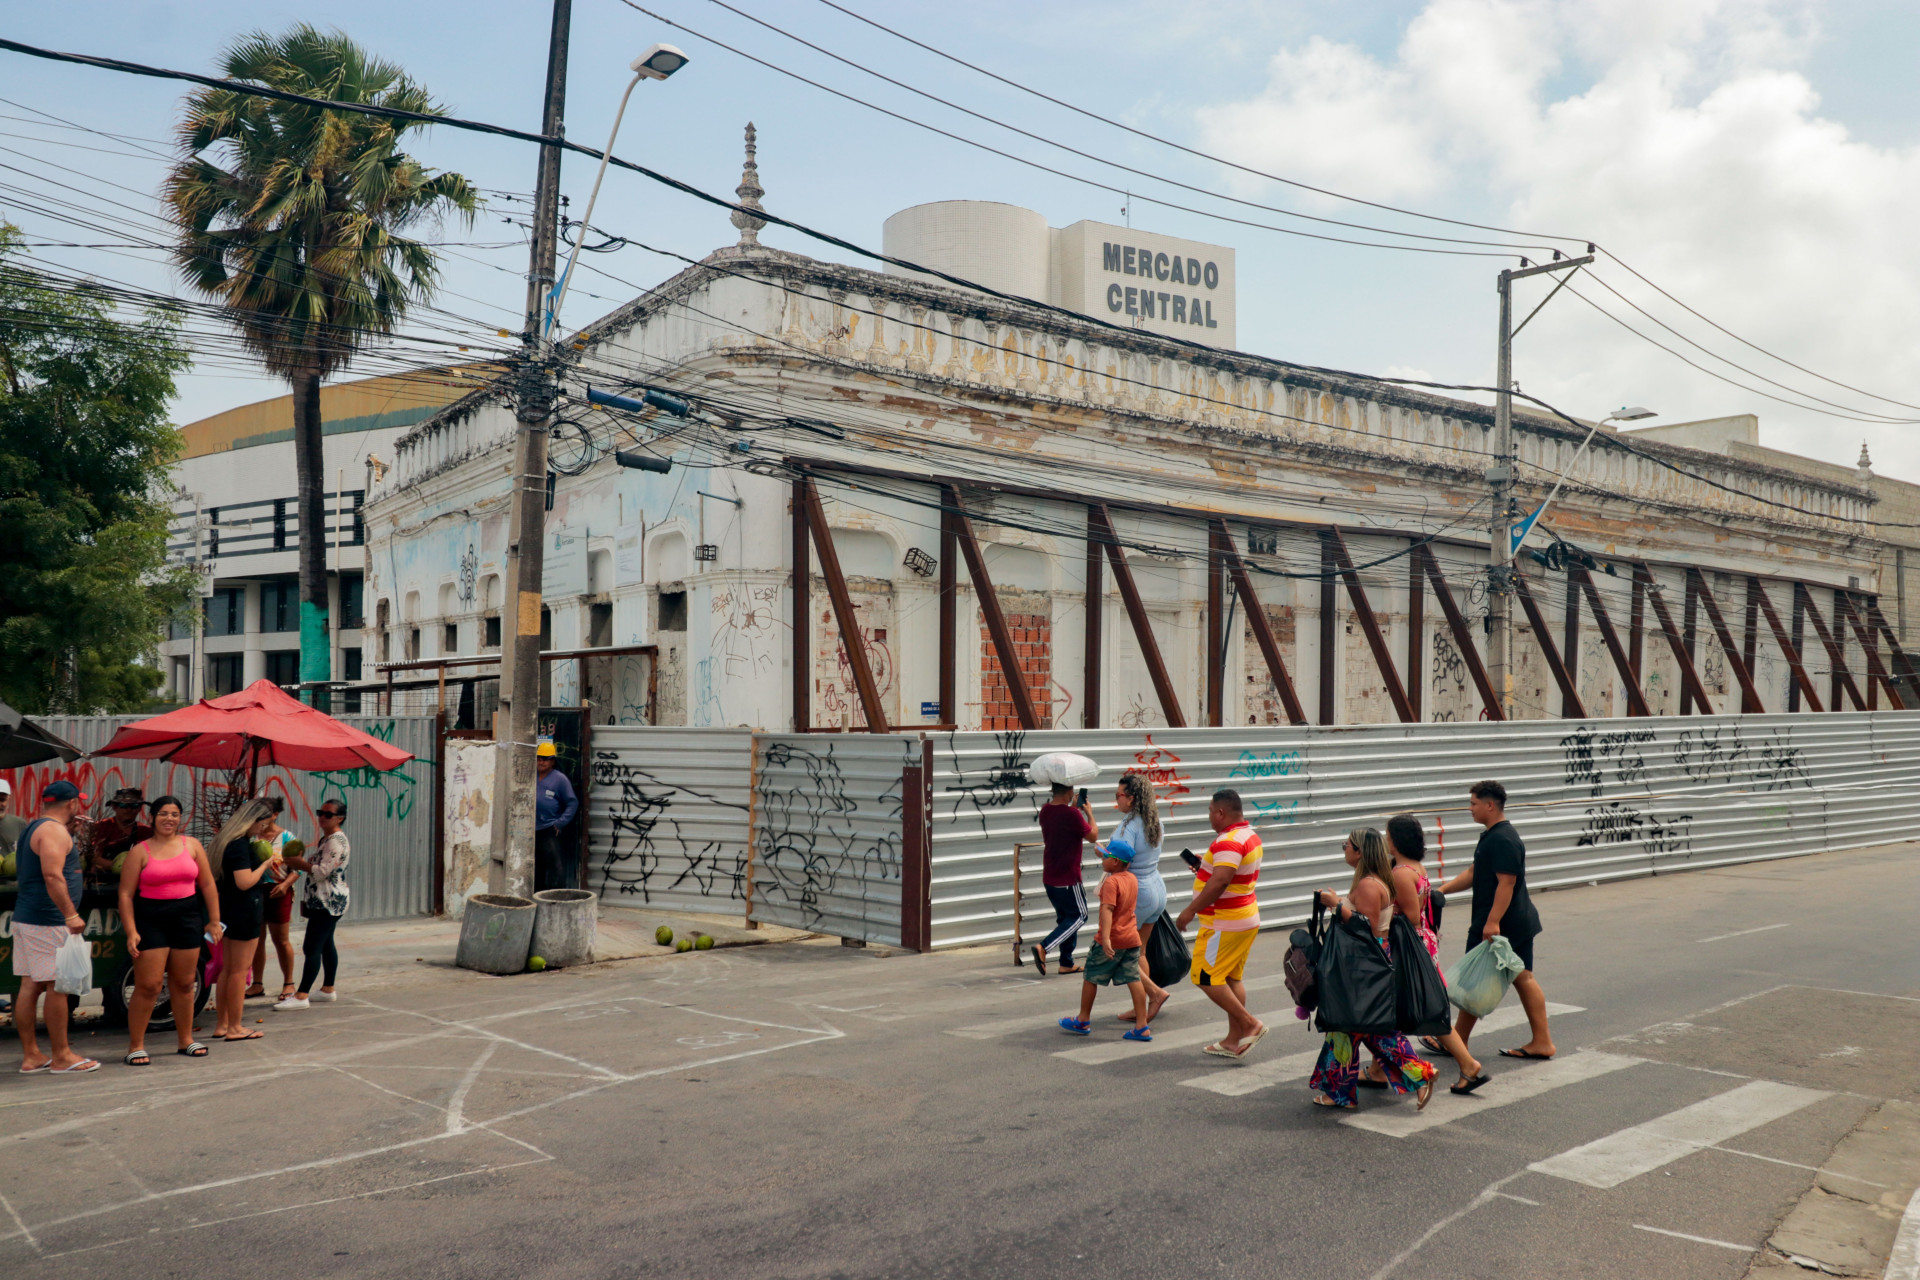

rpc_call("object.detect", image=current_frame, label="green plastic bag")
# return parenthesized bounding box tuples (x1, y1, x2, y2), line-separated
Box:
(1445, 937, 1526, 1017)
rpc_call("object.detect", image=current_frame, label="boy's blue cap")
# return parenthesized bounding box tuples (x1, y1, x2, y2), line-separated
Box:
(1104, 839, 1135, 864)
(41, 780, 81, 803)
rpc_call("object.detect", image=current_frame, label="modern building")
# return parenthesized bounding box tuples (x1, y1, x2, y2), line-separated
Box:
(157, 367, 475, 706)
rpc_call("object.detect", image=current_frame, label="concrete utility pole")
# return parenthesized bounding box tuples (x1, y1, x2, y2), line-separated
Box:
(1487, 253, 1593, 719)
(493, 0, 571, 897)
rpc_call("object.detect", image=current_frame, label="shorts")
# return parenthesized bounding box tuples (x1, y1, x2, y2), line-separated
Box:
(133, 895, 207, 952)
(1082, 943, 1141, 987)
(264, 886, 295, 925)
(10, 921, 67, 982)
(1190, 927, 1256, 987)
(220, 890, 265, 942)
(1467, 930, 1535, 973)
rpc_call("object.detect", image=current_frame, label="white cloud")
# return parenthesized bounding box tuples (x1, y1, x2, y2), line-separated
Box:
(1194, 0, 1920, 482)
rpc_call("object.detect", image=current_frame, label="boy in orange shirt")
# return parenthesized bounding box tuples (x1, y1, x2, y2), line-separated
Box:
(1057, 840, 1151, 1041)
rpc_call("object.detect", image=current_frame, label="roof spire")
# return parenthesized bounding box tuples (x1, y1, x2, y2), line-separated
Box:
(731, 122, 766, 248)
(1857, 440, 1874, 480)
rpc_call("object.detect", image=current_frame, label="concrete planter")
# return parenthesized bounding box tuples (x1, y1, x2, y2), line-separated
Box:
(455, 894, 536, 974)
(531, 889, 598, 968)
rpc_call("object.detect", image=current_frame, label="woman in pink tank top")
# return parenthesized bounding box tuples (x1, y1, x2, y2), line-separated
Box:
(117, 796, 221, 1065)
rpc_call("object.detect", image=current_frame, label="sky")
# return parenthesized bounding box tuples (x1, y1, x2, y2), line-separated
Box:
(5, 0, 1920, 482)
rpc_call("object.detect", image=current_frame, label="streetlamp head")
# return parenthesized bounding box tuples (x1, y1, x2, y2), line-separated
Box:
(632, 43, 689, 80)
(1610, 406, 1657, 422)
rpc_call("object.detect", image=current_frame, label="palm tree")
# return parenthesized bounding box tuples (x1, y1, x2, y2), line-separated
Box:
(165, 25, 478, 708)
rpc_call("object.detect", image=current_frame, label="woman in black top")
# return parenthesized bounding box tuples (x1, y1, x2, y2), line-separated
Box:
(210, 799, 281, 1042)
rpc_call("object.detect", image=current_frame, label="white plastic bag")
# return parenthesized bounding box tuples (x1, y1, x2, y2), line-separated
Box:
(1444, 936, 1524, 1017)
(53, 933, 92, 996)
(1028, 752, 1100, 787)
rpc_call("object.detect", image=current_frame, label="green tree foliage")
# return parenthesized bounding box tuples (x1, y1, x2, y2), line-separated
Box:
(0, 225, 195, 713)
(164, 25, 478, 704)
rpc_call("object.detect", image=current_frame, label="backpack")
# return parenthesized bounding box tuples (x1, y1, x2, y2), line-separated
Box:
(1283, 899, 1327, 1010)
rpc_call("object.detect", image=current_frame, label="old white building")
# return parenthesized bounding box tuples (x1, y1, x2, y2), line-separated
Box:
(360, 158, 1912, 733)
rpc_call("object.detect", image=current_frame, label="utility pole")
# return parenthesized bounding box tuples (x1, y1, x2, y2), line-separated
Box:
(493, 0, 571, 897)
(1487, 253, 1593, 719)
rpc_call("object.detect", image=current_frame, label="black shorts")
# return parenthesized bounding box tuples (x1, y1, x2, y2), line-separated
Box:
(133, 895, 207, 952)
(1467, 930, 1535, 972)
(220, 890, 265, 942)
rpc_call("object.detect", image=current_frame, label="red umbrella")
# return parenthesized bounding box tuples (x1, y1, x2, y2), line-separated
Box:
(94, 680, 414, 774)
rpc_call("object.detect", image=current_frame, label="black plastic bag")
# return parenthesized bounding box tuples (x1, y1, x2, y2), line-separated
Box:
(1313, 910, 1398, 1036)
(1390, 913, 1453, 1037)
(1144, 910, 1190, 988)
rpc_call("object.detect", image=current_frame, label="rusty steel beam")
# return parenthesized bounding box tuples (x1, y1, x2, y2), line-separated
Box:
(1837, 593, 1907, 711)
(1637, 563, 1715, 715)
(1415, 544, 1504, 721)
(1406, 544, 1425, 723)
(1570, 566, 1651, 716)
(1318, 532, 1337, 724)
(1082, 508, 1102, 728)
(950, 486, 1041, 731)
(1628, 569, 1646, 683)
(791, 476, 811, 731)
(1322, 528, 1414, 723)
(1680, 573, 1702, 715)
(1797, 584, 1866, 712)
(1092, 504, 1186, 728)
(1687, 568, 1765, 714)
(1213, 519, 1307, 726)
(1514, 572, 1586, 719)
(1206, 525, 1225, 727)
(1742, 577, 1761, 683)
(1750, 578, 1824, 713)
(939, 502, 957, 724)
(1560, 573, 1582, 719)
(1864, 598, 1920, 694)
(803, 478, 889, 733)
(1789, 584, 1810, 712)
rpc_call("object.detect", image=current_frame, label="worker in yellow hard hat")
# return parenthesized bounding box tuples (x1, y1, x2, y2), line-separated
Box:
(533, 738, 578, 891)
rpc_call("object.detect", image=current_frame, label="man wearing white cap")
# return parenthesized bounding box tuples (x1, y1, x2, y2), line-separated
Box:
(0, 777, 25, 855)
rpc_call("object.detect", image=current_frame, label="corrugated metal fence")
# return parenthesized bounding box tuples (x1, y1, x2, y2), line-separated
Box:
(585, 727, 755, 914)
(1, 715, 438, 922)
(923, 713, 1920, 950)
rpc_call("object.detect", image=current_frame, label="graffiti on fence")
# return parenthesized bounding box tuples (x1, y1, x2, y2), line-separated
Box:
(1559, 725, 1655, 797)
(756, 739, 902, 929)
(1134, 734, 1191, 807)
(942, 730, 1028, 835)
(1574, 799, 1693, 857)
(591, 752, 748, 903)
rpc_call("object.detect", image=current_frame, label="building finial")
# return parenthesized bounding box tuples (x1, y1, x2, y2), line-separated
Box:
(1857, 440, 1873, 480)
(731, 122, 766, 248)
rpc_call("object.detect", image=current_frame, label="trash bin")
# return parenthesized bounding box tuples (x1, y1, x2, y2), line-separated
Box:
(530, 889, 598, 968)
(455, 894, 536, 974)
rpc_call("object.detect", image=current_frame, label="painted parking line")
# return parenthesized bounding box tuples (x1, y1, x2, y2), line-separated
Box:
(1054, 1009, 1291, 1065)
(1529, 1079, 1830, 1188)
(1342, 1050, 1642, 1138)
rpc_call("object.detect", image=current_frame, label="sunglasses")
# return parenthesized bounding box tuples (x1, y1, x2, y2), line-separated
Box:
(318, 808, 344, 818)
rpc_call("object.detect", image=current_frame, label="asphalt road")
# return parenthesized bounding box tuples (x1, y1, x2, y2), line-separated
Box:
(3, 839, 1918, 1279)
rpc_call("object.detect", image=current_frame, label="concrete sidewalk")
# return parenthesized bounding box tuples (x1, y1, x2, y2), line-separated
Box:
(339, 903, 815, 991)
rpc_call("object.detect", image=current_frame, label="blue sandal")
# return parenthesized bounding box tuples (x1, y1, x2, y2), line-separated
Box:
(1057, 1018, 1091, 1035)
(1122, 1026, 1153, 1042)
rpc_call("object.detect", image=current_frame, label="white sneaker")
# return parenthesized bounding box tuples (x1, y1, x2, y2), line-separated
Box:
(274, 996, 310, 1011)
(309, 991, 337, 1003)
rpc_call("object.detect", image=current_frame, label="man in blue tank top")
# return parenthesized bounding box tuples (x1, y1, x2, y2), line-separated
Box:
(14, 780, 99, 1074)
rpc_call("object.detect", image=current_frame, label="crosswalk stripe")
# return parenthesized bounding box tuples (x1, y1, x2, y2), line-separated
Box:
(1529, 1079, 1830, 1188)
(1176, 1003, 1588, 1097)
(1341, 1050, 1642, 1137)
(1424, 1002, 1586, 1046)
(1054, 1009, 1291, 1065)
(949, 973, 1294, 1041)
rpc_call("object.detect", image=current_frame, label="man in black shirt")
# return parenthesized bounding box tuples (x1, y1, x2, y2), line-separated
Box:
(1437, 779, 1556, 1061)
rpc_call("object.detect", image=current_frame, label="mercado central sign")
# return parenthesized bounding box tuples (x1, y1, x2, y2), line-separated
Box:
(882, 203, 1238, 350)
(1054, 221, 1237, 350)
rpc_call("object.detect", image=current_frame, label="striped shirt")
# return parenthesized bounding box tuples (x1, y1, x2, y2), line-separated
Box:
(1195, 823, 1263, 932)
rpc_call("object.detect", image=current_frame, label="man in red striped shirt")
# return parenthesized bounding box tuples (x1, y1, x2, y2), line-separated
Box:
(1176, 789, 1268, 1059)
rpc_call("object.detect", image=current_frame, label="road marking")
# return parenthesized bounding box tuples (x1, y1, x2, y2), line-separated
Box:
(1343, 1051, 1641, 1138)
(1530, 1079, 1830, 1188)
(1631, 1224, 1752, 1252)
(1055, 1009, 1290, 1065)
(950, 974, 1297, 1041)
(1707, 1145, 1888, 1186)
(1178, 1004, 1588, 1097)
(1889, 1185, 1920, 1280)
(1697, 923, 1791, 943)
(1429, 1002, 1586, 1044)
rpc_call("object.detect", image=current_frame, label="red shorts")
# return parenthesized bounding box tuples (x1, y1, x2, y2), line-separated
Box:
(264, 887, 295, 925)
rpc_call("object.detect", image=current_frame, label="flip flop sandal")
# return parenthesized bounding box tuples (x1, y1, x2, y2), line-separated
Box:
(1451, 1073, 1492, 1095)
(51, 1059, 100, 1074)
(1358, 1075, 1389, 1090)
(1311, 1095, 1356, 1109)
(1499, 1048, 1555, 1061)
(1122, 1026, 1153, 1042)
(1203, 1041, 1249, 1060)
(1418, 1036, 1447, 1054)
(1057, 1018, 1091, 1035)
(1241, 1023, 1270, 1053)
(1416, 1080, 1436, 1112)
(18, 1062, 51, 1074)
(1030, 946, 1047, 976)
(177, 1042, 210, 1057)
(223, 1030, 264, 1042)
(124, 1050, 151, 1067)
(1057, 965, 1082, 975)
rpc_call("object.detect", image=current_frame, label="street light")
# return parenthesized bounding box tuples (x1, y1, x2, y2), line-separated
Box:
(545, 43, 689, 336)
(1510, 406, 1656, 555)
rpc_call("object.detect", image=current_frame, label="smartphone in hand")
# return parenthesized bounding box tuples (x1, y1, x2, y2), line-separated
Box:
(1178, 848, 1202, 870)
(1076, 787, 1089, 807)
